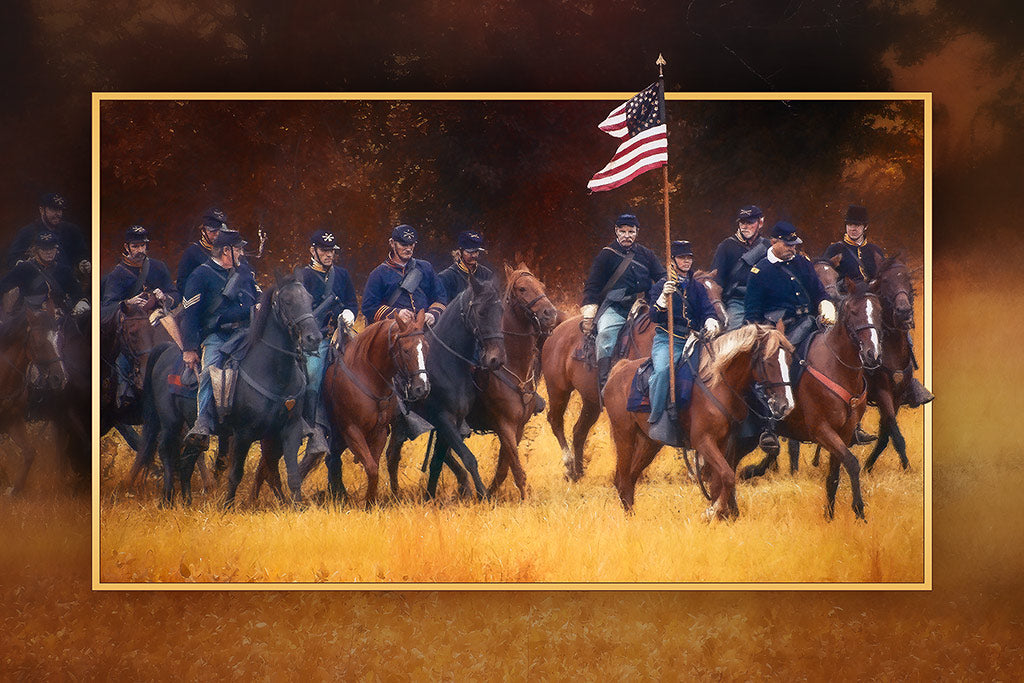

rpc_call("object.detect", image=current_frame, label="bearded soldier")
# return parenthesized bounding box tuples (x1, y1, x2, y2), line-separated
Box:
(437, 230, 494, 301)
(361, 224, 447, 326)
(710, 205, 771, 331)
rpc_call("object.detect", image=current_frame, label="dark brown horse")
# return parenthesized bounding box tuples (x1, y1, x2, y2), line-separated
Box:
(455, 264, 558, 498)
(100, 295, 159, 447)
(736, 281, 882, 520)
(1, 300, 67, 494)
(863, 256, 921, 472)
(604, 324, 794, 517)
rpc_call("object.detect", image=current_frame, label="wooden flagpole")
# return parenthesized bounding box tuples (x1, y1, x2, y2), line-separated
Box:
(657, 54, 676, 411)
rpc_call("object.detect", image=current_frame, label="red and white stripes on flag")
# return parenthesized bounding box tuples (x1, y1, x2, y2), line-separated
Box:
(587, 83, 668, 192)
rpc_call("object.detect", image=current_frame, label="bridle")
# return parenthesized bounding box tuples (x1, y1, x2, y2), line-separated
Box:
(875, 268, 915, 331)
(260, 282, 317, 360)
(827, 293, 883, 371)
(503, 270, 553, 336)
(386, 322, 428, 400)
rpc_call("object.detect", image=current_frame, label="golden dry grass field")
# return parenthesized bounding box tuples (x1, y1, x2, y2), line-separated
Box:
(97, 273, 928, 585)
(4, 269, 1023, 679)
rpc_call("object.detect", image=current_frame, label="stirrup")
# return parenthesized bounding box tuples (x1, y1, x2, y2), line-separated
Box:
(853, 426, 877, 445)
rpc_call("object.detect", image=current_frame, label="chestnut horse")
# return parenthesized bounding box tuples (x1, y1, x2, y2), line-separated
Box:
(420, 264, 558, 499)
(863, 256, 920, 472)
(542, 269, 724, 482)
(734, 281, 882, 520)
(282, 312, 431, 506)
(604, 324, 794, 517)
(0, 302, 67, 494)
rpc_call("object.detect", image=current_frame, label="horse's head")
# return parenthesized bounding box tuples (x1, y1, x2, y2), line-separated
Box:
(839, 279, 882, 369)
(25, 304, 66, 391)
(273, 275, 322, 355)
(392, 310, 430, 401)
(503, 263, 558, 334)
(118, 298, 160, 391)
(814, 258, 842, 303)
(755, 322, 796, 421)
(693, 269, 727, 326)
(870, 256, 914, 329)
(466, 276, 506, 371)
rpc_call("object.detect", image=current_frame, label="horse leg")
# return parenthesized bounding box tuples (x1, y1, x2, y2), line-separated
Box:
(344, 426, 378, 508)
(325, 441, 346, 503)
(620, 434, 661, 512)
(811, 445, 822, 468)
(697, 435, 739, 521)
(788, 439, 801, 474)
(570, 399, 601, 481)
(115, 423, 141, 452)
(179, 443, 202, 506)
(212, 434, 231, 479)
(385, 420, 406, 496)
(280, 421, 307, 507)
(889, 407, 910, 470)
(6, 420, 36, 495)
(251, 436, 285, 506)
(157, 428, 179, 506)
(545, 383, 573, 479)
(223, 437, 251, 509)
(739, 447, 778, 481)
(824, 453, 842, 521)
(818, 428, 866, 521)
(434, 416, 487, 499)
(504, 423, 530, 501)
(487, 445, 511, 498)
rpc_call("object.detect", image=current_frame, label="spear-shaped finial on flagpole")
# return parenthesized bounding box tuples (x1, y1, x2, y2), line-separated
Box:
(656, 53, 666, 77)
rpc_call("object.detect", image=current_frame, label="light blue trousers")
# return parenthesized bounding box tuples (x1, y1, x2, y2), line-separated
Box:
(649, 329, 686, 423)
(197, 332, 228, 422)
(596, 306, 627, 360)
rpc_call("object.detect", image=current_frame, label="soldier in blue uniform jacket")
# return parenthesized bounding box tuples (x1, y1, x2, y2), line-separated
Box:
(647, 240, 720, 440)
(298, 228, 358, 456)
(822, 205, 887, 286)
(0, 230, 86, 314)
(361, 224, 447, 326)
(175, 207, 228, 293)
(580, 214, 666, 394)
(744, 221, 838, 453)
(5, 192, 90, 276)
(180, 229, 260, 445)
(710, 205, 772, 331)
(100, 225, 180, 408)
(437, 230, 494, 301)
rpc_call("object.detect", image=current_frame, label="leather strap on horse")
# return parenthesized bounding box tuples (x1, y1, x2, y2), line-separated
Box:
(597, 248, 636, 303)
(238, 366, 305, 410)
(336, 354, 393, 406)
(804, 362, 867, 409)
(688, 349, 738, 426)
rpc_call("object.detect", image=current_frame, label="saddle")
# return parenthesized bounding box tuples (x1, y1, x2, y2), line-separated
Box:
(208, 329, 251, 422)
(626, 343, 701, 413)
(572, 304, 651, 369)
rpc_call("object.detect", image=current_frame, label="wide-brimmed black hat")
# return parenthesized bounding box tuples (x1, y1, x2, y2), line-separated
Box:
(844, 205, 869, 225)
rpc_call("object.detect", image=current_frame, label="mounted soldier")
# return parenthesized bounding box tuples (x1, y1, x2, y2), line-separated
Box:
(744, 221, 836, 453)
(647, 240, 720, 444)
(299, 228, 358, 457)
(580, 213, 666, 395)
(0, 230, 87, 316)
(437, 229, 494, 301)
(181, 229, 260, 448)
(823, 205, 887, 287)
(175, 207, 228, 293)
(710, 205, 771, 330)
(100, 225, 180, 408)
(361, 224, 447, 327)
(5, 191, 90, 278)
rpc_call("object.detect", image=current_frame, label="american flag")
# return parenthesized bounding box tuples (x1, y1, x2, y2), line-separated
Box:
(587, 82, 668, 192)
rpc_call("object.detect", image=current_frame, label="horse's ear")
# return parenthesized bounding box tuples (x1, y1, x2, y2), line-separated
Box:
(517, 261, 529, 272)
(775, 318, 785, 335)
(395, 313, 408, 332)
(469, 274, 483, 295)
(829, 254, 842, 269)
(504, 263, 514, 279)
(416, 309, 426, 327)
(708, 268, 717, 279)
(842, 276, 858, 293)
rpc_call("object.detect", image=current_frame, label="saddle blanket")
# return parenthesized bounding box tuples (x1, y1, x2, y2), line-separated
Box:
(627, 345, 701, 413)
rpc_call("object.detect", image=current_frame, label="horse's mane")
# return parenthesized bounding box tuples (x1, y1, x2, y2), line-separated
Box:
(502, 266, 539, 299)
(701, 324, 793, 387)
(347, 318, 391, 362)
(246, 279, 280, 344)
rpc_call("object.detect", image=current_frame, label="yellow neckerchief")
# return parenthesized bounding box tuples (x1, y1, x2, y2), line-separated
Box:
(121, 255, 144, 269)
(199, 231, 214, 251)
(309, 257, 328, 274)
(456, 257, 476, 275)
(735, 228, 758, 246)
(843, 234, 866, 247)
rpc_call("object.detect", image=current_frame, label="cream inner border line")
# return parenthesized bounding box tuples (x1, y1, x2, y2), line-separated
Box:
(91, 91, 932, 592)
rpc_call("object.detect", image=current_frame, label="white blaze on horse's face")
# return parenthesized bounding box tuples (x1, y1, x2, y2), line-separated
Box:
(864, 299, 880, 357)
(777, 348, 795, 414)
(415, 339, 425, 375)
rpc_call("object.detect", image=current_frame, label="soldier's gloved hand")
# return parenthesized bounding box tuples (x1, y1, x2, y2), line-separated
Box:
(424, 311, 438, 327)
(655, 279, 677, 309)
(125, 294, 147, 308)
(77, 260, 91, 277)
(396, 308, 414, 325)
(819, 300, 837, 326)
(182, 350, 200, 371)
(340, 309, 355, 327)
(72, 299, 90, 316)
(703, 317, 721, 337)
(151, 288, 167, 303)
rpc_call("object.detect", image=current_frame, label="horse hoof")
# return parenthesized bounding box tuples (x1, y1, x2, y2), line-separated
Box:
(701, 507, 715, 523)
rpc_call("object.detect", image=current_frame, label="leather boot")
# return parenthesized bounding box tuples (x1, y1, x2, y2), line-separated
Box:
(906, 378, 934, 408)
(853, 423, 877, 445)
(597, 356, 612, 396)
(303, 390, 329, 458)
(184, 412, 215, 450)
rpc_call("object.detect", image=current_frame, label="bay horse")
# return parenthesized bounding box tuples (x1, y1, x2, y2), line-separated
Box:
(418, 264, 558, 500)
(863, 256, 920, 472)
(100, 295, 160, 452)
(0, 301, 67, 494)
(604, 324, 794, 518)
(734, 281, 882, 520)
(144, 274, 321, 506)
(542, 269, 725, 482)
(278, 311, 431, 507)
(383, 275, 507, 500)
